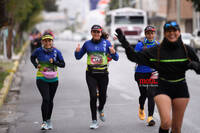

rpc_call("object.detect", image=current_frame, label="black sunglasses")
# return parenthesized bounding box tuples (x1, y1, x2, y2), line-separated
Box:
(92, 30, 101, 33)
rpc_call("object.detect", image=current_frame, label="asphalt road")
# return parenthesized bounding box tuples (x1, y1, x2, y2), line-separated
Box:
(15, 40, 200, 133)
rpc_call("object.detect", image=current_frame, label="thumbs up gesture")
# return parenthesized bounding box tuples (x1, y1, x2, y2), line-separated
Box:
(75, 44, 81, 52)
(109, 44, 116, 54)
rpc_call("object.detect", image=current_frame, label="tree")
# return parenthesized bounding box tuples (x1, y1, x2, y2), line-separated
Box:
(6, 0, 32, 58)
(109, 0, 130, 10)
(188, 0, 200, 11)
(0, 0, 8, 28)
(6, 0, 44, 59)
(43, 0, 58, 12)
(17, 0, 44, 50)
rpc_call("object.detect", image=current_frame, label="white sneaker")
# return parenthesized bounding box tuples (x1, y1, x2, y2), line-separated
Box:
(98, 110, 105, 122)
(47, 120, 53, 130)
(40, 121, 48, 130)
(89, 120, 98, 129)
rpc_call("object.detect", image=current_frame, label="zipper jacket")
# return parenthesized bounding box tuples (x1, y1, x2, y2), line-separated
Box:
(135, 38, 159, 73)
(75, 39, 119, 73)
(31, 47, 65, 82)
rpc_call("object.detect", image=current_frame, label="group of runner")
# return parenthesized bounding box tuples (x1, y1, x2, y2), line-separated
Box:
(30, 21, 200, 133)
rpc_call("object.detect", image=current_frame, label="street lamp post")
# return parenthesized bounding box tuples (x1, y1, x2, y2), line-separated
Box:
(140, 0, 143, 9)
(119, 0, 122, 8)
(176, 0, 180, 24)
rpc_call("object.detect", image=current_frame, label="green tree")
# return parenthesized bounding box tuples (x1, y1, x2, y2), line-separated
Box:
(16, 0, 44, 51)
(109, 0, 130, 10)
(43, 0, 58, 12)
(188, 0, 200, 11)
(6, 0, 32, 58)
(6, 0, 44, 59)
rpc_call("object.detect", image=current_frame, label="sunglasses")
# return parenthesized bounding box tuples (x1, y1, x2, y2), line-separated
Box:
(92, 30, 101, 33)
(164, 21, 178, 28)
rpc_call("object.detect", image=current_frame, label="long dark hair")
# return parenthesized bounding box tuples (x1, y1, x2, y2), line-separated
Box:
(101, 31, 109, 39)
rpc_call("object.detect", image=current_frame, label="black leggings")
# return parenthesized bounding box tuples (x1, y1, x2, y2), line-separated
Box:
(135, 72, 155, 116)
(86, 71, 109, 120)
(36, 79, 58, 121)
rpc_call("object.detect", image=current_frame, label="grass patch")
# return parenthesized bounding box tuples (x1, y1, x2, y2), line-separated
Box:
(0, 61, 14, 90)
(14, 46, 22, 55)
(0, 71, 9, 89)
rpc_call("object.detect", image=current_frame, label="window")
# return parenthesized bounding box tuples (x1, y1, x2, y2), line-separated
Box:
(114, 16, 144, 24)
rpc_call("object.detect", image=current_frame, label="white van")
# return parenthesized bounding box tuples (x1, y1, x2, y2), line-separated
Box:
(105, 7, 147, 50)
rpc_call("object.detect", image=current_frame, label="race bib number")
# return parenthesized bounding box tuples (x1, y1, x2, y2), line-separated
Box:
(90, 55, 103, 65)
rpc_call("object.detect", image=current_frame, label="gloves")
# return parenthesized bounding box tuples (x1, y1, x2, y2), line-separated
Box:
(187, 61, 200, 74)
(115, 28, 130, 48)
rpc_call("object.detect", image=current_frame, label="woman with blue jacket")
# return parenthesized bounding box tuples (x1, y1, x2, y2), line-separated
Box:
(75, 25, 119, 129)
(31, 32, 65, 130)
(134, 26, 159, 126)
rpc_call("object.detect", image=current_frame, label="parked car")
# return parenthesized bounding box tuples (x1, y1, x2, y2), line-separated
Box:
(181, 33, 192, 46)
(190, 29, 200, 53)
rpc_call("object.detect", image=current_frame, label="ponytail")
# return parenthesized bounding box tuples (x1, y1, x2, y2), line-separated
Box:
(101, 31, 109, 39)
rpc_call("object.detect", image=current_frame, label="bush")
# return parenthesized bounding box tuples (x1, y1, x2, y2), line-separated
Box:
(0, 69, 9, 90)
(0, 62, 13, 90)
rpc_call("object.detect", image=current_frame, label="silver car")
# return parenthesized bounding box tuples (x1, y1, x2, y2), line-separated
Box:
(190, 29, 200, 53)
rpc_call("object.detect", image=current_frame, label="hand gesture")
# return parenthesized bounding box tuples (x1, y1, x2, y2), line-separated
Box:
(49, 58, 53, 64)
(115, 28, 130, 48)
(115, 28, 126, 43)
(75, 44, 81, 52)
(109, 45, 116, 54)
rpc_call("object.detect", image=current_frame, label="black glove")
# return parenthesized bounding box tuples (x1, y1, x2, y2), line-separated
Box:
(115, 28, 130, 48)
(187, 61, 200, 74)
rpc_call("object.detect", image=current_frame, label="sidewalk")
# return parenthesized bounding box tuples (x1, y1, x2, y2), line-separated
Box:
(0, 41, 29, 133)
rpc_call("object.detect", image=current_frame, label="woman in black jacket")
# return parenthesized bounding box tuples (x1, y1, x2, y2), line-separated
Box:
(115, 21, 200, 133)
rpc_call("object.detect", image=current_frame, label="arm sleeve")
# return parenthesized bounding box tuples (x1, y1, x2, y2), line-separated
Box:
(187, 45, 200, 62)
(187, 45, 200, 74)
(54, 50, 65, 68)
(110, 52, 119, 61)
(30, 50, 38, 68)
(134, 42, 143, 52)
(125, 45, 156, 69)
(74, 43, 87, 60)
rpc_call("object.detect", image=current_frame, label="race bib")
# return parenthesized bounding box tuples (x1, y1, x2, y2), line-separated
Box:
(87, 52, 107, 65)
(90, 55, 103, 65)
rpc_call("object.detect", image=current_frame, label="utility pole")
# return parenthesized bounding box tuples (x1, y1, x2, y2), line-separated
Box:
(193, 9, 197, 32)
(197, 12, 200, 29)
(176, 0, 180, 24)
(140, 0, 143, 9)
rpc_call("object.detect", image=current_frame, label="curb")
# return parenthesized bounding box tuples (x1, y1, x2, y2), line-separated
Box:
(0, 41, 29, 108)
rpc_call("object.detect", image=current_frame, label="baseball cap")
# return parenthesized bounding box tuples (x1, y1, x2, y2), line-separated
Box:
(164, 21, 180, 31)
(91, 25, 102, 31)
(144, 25, 156, 32)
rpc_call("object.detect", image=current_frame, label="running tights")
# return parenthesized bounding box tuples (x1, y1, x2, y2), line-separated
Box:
(86, 71, 108, 120)
(36, 79, 58, 121)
